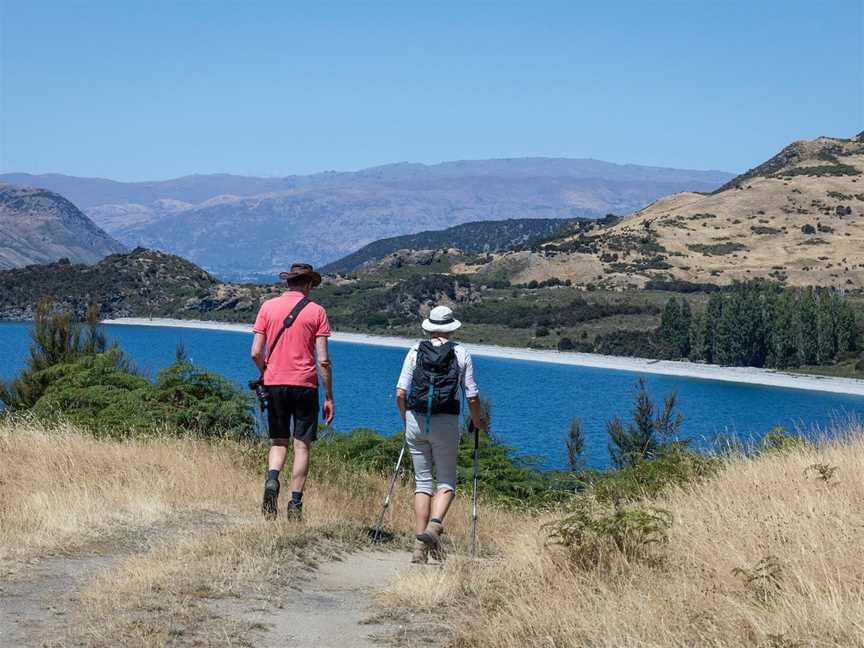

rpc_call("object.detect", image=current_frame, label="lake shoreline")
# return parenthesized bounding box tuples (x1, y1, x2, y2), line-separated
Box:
(102, 317, 864, 397)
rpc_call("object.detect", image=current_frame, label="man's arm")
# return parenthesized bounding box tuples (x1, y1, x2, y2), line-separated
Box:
(316, 336, 335, 424)
(251, 332, 267, 374)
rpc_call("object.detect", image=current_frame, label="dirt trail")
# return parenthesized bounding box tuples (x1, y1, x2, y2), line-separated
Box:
(0, 512, 229, 647)
(216, 550, 418, 647)
(2, 533, 437, 647)
(0, 552, 115, 646)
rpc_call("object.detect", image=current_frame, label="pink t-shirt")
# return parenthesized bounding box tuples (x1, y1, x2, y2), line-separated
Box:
(252, 292, 331, 388)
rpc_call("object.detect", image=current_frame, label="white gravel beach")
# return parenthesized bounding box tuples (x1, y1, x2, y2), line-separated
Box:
(104, 317, 864, 397)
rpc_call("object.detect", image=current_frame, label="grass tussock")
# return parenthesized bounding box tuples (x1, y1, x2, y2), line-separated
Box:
(381, 425, 864, 647)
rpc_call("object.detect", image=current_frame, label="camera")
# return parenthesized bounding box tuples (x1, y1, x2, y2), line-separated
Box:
(248, 379, 270, 411)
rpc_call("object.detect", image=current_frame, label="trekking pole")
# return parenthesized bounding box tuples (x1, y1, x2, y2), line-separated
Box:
(469, 420, 480, 558)
(370, 438, 407, 542)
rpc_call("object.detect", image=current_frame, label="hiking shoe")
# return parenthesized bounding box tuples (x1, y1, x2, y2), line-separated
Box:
(262, 479, 279, 520)
(286, 500, 304, 522)
(416, 520, 443, 549)
(411, 539, 428, 565)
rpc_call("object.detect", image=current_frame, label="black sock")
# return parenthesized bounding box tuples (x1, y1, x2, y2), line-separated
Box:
(266, 469, 280, 482)
(431, 517, 442, 524)
(291, 491, 303, 505)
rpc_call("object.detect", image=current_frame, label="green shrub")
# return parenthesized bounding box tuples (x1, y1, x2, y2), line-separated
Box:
(1, 300, 110, 410)
(27, 352, 255, 438)
(590, 445, 717, 505)
(150, 359, 255, 437)
(732, 555, 784, 604)
(317, 428, 406, 475)
(30, 350, 155, 434)
(545, 496, 672, 567)
(760, 426, 805, 453)
(3, 305, 255, 439)
(780, 163, 861, 178)
(687, 242, 748, 256)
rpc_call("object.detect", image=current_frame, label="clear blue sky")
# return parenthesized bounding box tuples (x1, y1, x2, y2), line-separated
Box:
(1, 1, 861, 181)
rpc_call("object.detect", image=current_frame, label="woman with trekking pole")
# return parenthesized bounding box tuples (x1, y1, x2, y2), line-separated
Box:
(394, 305, 487, 564)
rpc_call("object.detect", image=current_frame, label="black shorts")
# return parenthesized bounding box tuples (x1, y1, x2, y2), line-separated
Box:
(265, 385, 319, 443)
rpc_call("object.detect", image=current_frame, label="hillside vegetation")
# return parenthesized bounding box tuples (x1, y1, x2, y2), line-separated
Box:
(322, 217, 578, 274)
(0, 247, 217, 320)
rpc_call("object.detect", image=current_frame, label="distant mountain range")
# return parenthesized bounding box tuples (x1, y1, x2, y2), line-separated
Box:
(0, 184, 125, 270)
(1, 159, 732, 281)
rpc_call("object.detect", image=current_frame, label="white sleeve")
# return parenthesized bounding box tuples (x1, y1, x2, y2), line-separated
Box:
(461, 350, 479, 398)
(396, 348, 417, 392)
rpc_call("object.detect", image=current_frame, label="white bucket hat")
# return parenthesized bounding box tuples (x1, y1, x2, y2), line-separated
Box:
(421, 305, 462, 333)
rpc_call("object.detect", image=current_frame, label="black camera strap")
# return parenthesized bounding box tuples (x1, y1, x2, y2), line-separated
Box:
(264, 297, 311, 365)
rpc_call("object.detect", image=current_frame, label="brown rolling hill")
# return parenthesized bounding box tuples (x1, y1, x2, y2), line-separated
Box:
(448, 133, 864, 291)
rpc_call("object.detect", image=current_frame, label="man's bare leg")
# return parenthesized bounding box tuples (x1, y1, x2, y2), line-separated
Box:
(268, 439, 289, 471)
(290, 438, 311, 494)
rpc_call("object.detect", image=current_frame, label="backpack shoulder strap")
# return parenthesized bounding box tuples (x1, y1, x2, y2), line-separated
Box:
(264, 297, 311, 364)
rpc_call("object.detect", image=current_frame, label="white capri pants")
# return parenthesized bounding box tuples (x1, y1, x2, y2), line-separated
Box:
(405, 411, 460, 495)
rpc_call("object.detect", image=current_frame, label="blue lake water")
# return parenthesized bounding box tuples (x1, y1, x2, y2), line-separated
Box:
(1, 321, 863, 470)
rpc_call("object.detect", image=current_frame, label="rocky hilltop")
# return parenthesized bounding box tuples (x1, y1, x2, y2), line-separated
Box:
(449, 134, 864, 290)
(0, 248, 224, 320)
(0, 184, 126, 270)
(1, 159, 732, 281)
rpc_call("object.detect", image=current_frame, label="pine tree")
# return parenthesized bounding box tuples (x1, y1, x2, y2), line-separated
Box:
(660, 297, 692, 359)
(660, 297, 682, 358)
(797, 288, 819, 365)
(835, 299, 858, 356)
(815, 290, 836, 364)
(607, 378, 683, 468)
(769, 290, 798, 368)
(679, 299, 692, 358)
(565, 417, 586, 472)
(704, 293, 724, 364)
(688, 308, 708, 362)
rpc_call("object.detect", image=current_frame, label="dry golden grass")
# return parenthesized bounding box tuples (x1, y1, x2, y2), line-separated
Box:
(0, 417, 256, 563)
(382, 427, 864, 647)
(8, 417, 864, 646)
(0, 418, 484, 645)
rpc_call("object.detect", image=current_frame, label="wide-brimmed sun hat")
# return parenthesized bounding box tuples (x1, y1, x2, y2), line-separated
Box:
(422, 305, 462, 333)
(279, 263, 322, 287)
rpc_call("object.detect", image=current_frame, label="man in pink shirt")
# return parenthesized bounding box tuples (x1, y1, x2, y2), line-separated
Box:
(251, 263, 334, 520)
